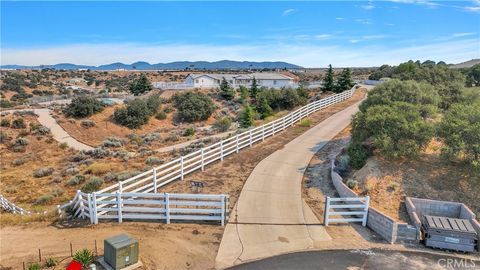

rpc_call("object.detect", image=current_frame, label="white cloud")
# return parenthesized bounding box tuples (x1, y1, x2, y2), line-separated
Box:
(2, 39, 479, 68)
(282, 9, 297, 16)
(361, 1, 375, 10)
(355, 19, 373, 25)
(385, 23, 395, 26)
(314, 34, 334, 40)
(452, 32, 475, 37)
(336, 17, 345, 20)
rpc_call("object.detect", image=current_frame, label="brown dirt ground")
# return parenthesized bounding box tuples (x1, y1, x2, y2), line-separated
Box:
(0, 89, 366, 270)
(349, 143, 480, 222)
(0, 115, 77, 209)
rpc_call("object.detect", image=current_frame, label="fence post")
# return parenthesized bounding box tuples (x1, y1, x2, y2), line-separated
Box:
(153, 167, 157, 193)
(324, 196, 330, 226)
(165, 193, 170, 224)
(118, 181, 123, 193)
(117, 192, 123, 223)
(92, 193, 98, 224)
(201, 148, 205, 171)
(262, 126, 265, 141)
(87, 193, 93, 224)
(282, 117, 285, 130)
(221, 195, 226, 226)
(180, 156, 184, 180)
(78, 190, 85, 219)
(272, 122, 276, 136)
(220, 141, 224, 161)
(236, 135, 239, 153)
(363, 196, 370, 226)
(249, 129, 252, 147)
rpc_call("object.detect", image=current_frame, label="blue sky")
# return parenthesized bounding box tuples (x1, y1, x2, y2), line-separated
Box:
(1, 1, 479, 67)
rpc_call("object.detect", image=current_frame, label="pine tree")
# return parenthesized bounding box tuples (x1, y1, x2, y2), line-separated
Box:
(239, 105, 255, 128)
(129, 74, 153, 96)
(336, 68, 354, 93)
(220, 77, 234, 100)
(256, 96, 273, 119)
(322, 64, 335, 92)
(250, 77, 259, 98)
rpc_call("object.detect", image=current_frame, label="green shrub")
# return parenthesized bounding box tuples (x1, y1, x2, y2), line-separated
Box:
(298, 119, 312, 127)
(33, 167, 54, 178)
(81, 177, 104, 193)
(27, 262, 40, 270)
(33, 126, 50, 135)
(113, 95, 161, 129)
(81, 119, 96, 127)
(67, 175, 86, 186)
(116, 170, 141, 181)
(146, 156, 164, 165)
(45, 258, 57, 267)
(213, 117, 232, 132)
(437, 103, 480, 168)
(73, 249, 94, 268)
(172, 92, 215, 122)
(183, 127, 195, 136)
(0, 118, 10, 127)
(155, 111, 167, 120)
(35, 194, 53, 205)
(64, 96, 104, 118)
(59, 142, 68, 149)
(0, 131, 6, 143)
(129, 74, 152, 96)
(11, 118, 26, 129)
(219, 77, 235, 100)
(15, 137, 29, 145)
(347, 143, 372, 169)
(239, 105, 255, 128)
(163, 105, 173, 113)
(101, 137, 123, 148)
(346, 179, 358, 189)
(351, 102, 434, 159)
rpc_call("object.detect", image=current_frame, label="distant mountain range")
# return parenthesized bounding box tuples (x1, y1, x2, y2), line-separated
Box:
(0, 60, 302, 70)
(450, 59, 480, 69)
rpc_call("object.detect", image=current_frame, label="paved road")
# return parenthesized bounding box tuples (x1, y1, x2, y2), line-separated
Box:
(2, 109, 93, 151)
(215, 100, 363, 269)
(228, 249, 479, 270)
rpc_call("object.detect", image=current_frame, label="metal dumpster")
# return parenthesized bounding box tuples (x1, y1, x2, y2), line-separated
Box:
(421, 215, 478, 252)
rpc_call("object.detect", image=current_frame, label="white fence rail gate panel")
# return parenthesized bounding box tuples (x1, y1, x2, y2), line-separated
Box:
(324, 196, 369, 226)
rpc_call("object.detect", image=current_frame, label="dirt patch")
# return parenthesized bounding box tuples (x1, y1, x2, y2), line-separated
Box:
(0, 221, 222, 270)
(350, 150, 480, 222)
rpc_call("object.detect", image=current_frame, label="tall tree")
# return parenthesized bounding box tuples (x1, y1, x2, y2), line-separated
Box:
(250, 77, 259, 98)
(239, 104, 255, 128)
(322, 64, 335, 92)
(336, 68, 354, 93)
(219, 77, 235, 100)
(129, 74, 152, 96)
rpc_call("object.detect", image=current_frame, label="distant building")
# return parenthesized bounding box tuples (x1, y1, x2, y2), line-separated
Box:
(185, 73, 295, 89)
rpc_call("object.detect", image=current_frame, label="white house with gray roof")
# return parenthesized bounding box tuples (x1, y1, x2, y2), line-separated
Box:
(184, 73, 295, 89)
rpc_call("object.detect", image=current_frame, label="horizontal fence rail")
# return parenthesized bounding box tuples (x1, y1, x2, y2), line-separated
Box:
(63, 191, 229, 225)
(0, 194, 30, 215)
(324, 196, 369, 226)
(60, 86, 357, 219)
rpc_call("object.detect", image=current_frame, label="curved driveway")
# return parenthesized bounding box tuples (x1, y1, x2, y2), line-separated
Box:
(3, 109, 93, 151)
(215, 100, 362, 269)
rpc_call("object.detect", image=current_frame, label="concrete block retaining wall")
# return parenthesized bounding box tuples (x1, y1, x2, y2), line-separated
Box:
(331, 160, 414, 244)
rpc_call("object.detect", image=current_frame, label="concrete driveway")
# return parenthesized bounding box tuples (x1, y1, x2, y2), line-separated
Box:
(215, 100, 362, 269)
(3, 109, 93, 151)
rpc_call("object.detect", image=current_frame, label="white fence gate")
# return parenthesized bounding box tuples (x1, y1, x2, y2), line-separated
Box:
(0, 194, 30, 215)
(64, 191, 229, 226)
(324, 196, 369, 226)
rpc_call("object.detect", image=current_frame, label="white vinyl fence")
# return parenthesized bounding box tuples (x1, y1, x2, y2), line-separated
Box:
(60, 86, 357, 220)
(0, 194, 30, 215)
(324, 196, 369, 226)
(61, 190, 228, 225)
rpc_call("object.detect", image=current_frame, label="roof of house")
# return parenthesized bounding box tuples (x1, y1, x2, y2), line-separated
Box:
(187, 73, 293, 81)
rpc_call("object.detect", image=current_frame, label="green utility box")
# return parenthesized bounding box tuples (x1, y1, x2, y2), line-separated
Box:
(104, 234, 139, 269)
